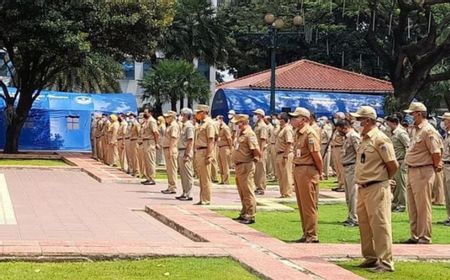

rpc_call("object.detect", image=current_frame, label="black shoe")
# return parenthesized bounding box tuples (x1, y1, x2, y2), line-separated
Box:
(400, 238, 418, 244)
(444, 221, 450, 227)
(232, 216, 245, 221)
(417, 239, 432, 244)
(367, 265, 394, 273)
(356, 260, 379, 268)
(295, 237, 306, 243)
(179, 196, 193, 201)
(437, 219, 450, 225)
(143, 180, 156, 185)
(175, 195, 186, 200)
(392, 206, 406, 213)
(255, 189, 265, 195)
(305, 239, 319, 243)
(161, 189, 176, 194)
(239, 219, 255, 225)
(343, 221, 358, 227)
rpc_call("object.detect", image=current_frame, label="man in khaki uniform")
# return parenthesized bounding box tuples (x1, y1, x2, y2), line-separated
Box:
(385, 115, 410, 212)
(101, 114, 110, 164)
(269, 115, 280, 181)
(217, 115, 232, 184)
(107, 114, 120, 167)
(320, 117, 333, 179)
(210, 120, 220, 183)
(231, 114, 261, 224)
(331, 112, 346, 191)
(437, 112, 450, 226)
(351, 106, 398, 273)
(194, 105, 215, 205)
(253, 109, 269, 195)
(94, 114, 104, 161)
(290, 107, 323, 243)
(90, 114, 99, 159)
(264, 116, 275, 180)
(161, 111, 180, 194)
(125, 112, 140, 176)
(140, 112, 159, 185)
(403, 102, 442, 244)
(117, 114, 128, 172)
(432, 134, 445, 205)
(275, 112, 294, 197)
(176, 108, 195, 201)
(336, 120, 361, 227)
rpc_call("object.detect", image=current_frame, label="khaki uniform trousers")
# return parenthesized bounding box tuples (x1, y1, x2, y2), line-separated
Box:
(126, 139, 139, 175)
(218, 146, 231, 184)
(109, 143, 119, 166)
(235, 162, 256, 220)
(266, 145, 274, 178)
(95, 137, 103, 161)
(254, 149, 267, 191)
(442, 165, 450, 219)
(321, 144, 331, 178)
(344, 164, 358, 223)
(178, 150, 194, 197)
(195, 149, 212, 203)
(118, 139, 128, 171)
(331, 146, 345, 186)
(142, 140, 156, 180)
(293, 165, 320, 241)
(270, 144, 278, 180)
(357, 181, 393, 271)
(137, 143, 147, 178)
(392, 161, 407, 209)
(102, 137, 110, 164)
(91, 137, 97, 159)
(163, 148, 178, 191)
(275, 153, 293, 197)
(407, 165, 435, 242)
(211, 147, 219, 181)
(433, 170, 445, 205)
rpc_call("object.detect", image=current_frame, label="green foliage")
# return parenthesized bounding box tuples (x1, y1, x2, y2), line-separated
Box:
(140, 59, 210, 107)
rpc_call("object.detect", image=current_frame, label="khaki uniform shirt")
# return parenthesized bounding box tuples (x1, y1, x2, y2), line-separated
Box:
(391, 126, 410, 161)
(162, 122, 180, 152)
(141, 117, 159, 142)
(331, 131, 344, 147)
(275, 124, 294, 153)
(195, 117, 215, 149)
(405, 120, 441, 167)
(355, 127, 397, 184)
(217, 124, 232, 147)
(101, 120, 110, 139)
(118, 121, 128, 140)
(107, 121, 119, 144)
(232, 126, 259, 163)
(311, 123, 322, 142)
(320, 123, 332, 145)
(95, 120, 104, 138)
(270, 125, 279, 144)
(442, 132, 450, 162)
(292, 124, 321, 165)
(178, 121, 195, 157)
(127, 120, 141, 140)
(254, 120, 269, 149)
(341, 130, 361, 165)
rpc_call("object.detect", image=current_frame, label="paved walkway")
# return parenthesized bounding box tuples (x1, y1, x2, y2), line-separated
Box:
(0, 155, 449, 279)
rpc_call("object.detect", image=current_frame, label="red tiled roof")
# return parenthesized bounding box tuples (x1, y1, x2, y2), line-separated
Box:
(218, 59, 393, 93)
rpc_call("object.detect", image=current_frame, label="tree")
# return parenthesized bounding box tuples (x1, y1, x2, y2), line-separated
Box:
(0, 0, 175, 153)
(140, 59, 210, 114)
(50, 54, 123, 93)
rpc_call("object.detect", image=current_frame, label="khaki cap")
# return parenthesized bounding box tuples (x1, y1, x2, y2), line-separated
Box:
(127, 111, 136, 117)
(195, 104, 210, 113)
(404, 102, 427, 113)
(253, 108, 265, 117)
(350, 106, 377, 120)
(110, 114, 118, 121)
(438, 112, 450, 120)
(289, 107, 311, 118)
(231, 114, 249, 123)
(163, 110, 177, 118)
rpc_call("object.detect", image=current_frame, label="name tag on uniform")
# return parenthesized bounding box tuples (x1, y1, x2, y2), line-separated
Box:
(296, 149, 301, 158)
(235, 142, 240, 150)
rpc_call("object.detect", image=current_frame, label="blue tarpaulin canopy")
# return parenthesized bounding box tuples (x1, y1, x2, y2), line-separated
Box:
(0, 88, 137, 151)
(211, 89, 385, 122)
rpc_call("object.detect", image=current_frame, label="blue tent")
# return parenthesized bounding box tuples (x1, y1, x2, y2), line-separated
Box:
(0, 88, 137, 151)
(212, 89, 385, 122)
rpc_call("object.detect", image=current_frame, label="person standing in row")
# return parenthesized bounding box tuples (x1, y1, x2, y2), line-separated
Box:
(331, 112, 346, 191)
(403, 102, 441, 244)
(194, 105, 216, 205)
(289, 107, 322, 243)
(176, 108, 195, 201)
(320, 116, 333, 179)
(161, 111, 180, 194)
(156, 116, 166, 166)
(94, 114, 104, 161)
(217, 115, 232, 185)
(385, 115, 410, 212)
(264, 116, 275, 180)
(101, 114, 110, 164)
(253, 109, 268, 195)
(117, 114, 128, 172)
(125, 112, 140, 177)
(231, 114, 261, 224)
(336, 120, 360, 227)
(270, 114, 280, 181)
(140, 112, 159, 185)
(438, 112, 450, 226)
(275, 112, 294, 198)
(351, 106, 398, 273)
(107, 114, 120, 167)
(91, 114, 99, 160)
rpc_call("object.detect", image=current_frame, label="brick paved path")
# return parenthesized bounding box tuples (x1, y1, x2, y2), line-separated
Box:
(0, 155, 449, 279)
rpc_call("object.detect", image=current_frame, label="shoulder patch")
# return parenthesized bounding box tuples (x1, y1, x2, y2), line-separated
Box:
(308, 138, 315, 144)
(380, 144, 388, 151)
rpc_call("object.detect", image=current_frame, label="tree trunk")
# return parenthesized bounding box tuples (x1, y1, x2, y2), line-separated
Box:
(4, 116, 25, 154)
(187, 96, 193, 109)
(171, 97, 177, 111)
(178, 94, 184, 112)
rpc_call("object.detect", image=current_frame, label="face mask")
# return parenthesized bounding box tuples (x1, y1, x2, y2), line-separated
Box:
(353, 121, 361, 128)
(339, 130, 346, 136)
(178, 115, 183, 122)
(272, 119, 279, 126)
(333, 118, 339, 124)
(252, 115, 258, 124)
(228, 114, 233, 120)
(440, 121, 446, 131)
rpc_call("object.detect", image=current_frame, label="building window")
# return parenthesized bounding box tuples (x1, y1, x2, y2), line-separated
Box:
(122, 59, 135, 80)
(66, 116, 80, 130)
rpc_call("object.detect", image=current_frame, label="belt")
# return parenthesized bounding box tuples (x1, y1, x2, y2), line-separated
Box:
(125, 137, 130, 140)
(444, 161, 450, 165)
(332, 145, 343, 148)
(277, 151, 284, 155)
(219, 145, 229, 148)
(359, 181, 383, 189)
(294, 164, 314, 167)
(196, 147, 207, 150)
(343, 162, 355, 167)
(178, 148, 186, 151)
(143, 138, 155, 141)
(407, 164, 433, 169)
(397, 158, 404, 161)
(235, 162, 251, 166)
(130, 138, 137, 141)
(117, 138, 123, 140)
(163, 147, 170, 149)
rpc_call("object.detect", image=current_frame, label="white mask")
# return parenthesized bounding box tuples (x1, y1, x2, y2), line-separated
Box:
(228, 114, 233, 120)
(440, 121, 446, 131)
(353, 121, 361, 129)
(252, 115, 258, 124)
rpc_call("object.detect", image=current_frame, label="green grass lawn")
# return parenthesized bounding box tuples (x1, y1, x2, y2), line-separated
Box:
(338, 260, 450, 280)
(0, 159, 68, 167)
(218, 203, 450, 244)
(0, 258, 259, 280)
